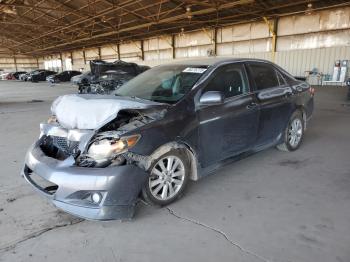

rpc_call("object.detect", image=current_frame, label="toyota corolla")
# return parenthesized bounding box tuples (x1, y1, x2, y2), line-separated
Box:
(22, 58, 314, 220)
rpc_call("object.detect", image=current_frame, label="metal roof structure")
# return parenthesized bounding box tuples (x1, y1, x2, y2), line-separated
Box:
(0, 0, 349, 56)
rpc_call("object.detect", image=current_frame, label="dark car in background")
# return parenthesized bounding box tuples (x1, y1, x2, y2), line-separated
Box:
(86, 70, 137, 94)
(46, 70, 82, 83)
(30, 70, 56, 82)
(79, 60, 150, 94)
(22, 58, 314, 220)
(20, 70, 46, 81)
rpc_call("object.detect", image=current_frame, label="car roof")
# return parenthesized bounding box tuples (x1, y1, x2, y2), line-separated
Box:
(162, 57, 272, 67)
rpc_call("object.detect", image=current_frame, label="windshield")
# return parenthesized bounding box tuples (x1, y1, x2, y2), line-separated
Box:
(114, 64, 207, 103)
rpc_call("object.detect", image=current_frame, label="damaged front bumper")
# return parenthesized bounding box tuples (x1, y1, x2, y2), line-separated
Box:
(21, 137, 148, 221)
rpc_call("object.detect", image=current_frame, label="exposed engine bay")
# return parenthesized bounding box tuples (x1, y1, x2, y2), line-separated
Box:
(40, 107, 166, 169)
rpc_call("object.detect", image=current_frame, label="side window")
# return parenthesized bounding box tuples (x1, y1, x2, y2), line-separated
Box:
(279, 70, 299, 85)
(248, 63, 279, 90)
(204, 63, 248, 99)
(276, 70, 287, 86)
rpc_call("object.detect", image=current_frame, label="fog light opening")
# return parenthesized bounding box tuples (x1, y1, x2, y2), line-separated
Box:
(91, 192, 102, 204)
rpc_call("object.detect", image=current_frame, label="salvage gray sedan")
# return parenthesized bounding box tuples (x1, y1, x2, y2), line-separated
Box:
(22, 58, 314, 220)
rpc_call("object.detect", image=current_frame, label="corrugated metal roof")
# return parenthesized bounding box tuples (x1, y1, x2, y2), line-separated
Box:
(0, 0, 348, 56)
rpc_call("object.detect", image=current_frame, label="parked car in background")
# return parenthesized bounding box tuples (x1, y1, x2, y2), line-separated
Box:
(85, 70, 137, 94)
(71, 71, 92, 86)
(5, 71, 27, 80)
(46, 70, 82, 83)
(13, 71, 27, 80)
(22, 58, 314, 220)
(18, 73, 27, 81)
(5, 72, 16, 80)
(30, 70, 56, 82)
(79, 60, 150, 94)
(23, 69, 46, 81)
(0, 72, 9, 80)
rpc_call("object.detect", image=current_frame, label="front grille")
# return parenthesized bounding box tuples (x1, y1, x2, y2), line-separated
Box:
(52, 136, 79, 155)
(39, 135, 80, 160)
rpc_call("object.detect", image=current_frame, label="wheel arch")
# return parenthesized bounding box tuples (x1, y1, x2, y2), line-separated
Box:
(295, 105, 307, 130)
(145, 141, 199, 181)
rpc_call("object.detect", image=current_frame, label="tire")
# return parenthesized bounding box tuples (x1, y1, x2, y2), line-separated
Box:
(142, 149, 190, 206)
(277, 110, 304, 152)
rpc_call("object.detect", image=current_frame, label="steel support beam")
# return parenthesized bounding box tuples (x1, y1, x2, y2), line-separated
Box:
(117, 44, 121, 60)
(263, 17, 278, 62)
(171, 34, 175, 59)
(13, 55, 18, 71)
(140, 40, 144, 61)
(70, 52, 74, 65)
(83, 50, 86, 64)
(98, 46, 102, 59)
(60, 53, 64, 71)
(213, 27, 217, 56)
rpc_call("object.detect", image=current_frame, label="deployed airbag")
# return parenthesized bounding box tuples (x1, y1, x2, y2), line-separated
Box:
(51, 94, 157, 129)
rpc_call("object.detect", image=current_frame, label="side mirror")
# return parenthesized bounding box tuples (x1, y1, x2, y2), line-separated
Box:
(199, 91, 224, 106)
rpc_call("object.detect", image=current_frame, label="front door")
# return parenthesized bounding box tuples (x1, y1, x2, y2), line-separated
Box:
(197, 63, 259, 167)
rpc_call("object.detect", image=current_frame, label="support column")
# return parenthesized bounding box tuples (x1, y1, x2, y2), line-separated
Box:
(59, 53, 64, 71)
(70, 52, 74, 65)
(98, 47, 102, 60)
(171, 34, 175, 59)
(117, 44, 121, 60)
(263, 17, 278, 62)
(83, 49, 86, 64)
(140, 40, 144, 61)
(213, 27, 218, 56)
(13, 55, 18, 72)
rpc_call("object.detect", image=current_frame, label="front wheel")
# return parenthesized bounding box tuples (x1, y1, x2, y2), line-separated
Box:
(142, 149, 190, 206)
(277, 111, 304, 152)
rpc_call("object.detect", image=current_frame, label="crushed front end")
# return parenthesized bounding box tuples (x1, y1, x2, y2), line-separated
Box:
(21, 122, 149, 221)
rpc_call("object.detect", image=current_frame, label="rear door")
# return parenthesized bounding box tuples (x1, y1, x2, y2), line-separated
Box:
(246, 62, 294, 146)
(197, 63, 259, 167)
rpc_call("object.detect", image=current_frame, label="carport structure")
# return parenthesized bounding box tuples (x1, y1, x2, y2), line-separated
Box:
(0, 0, 349, 56)
(0, 1, 350, 262)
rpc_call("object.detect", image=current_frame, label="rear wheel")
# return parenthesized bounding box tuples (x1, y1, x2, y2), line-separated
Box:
(277, 111, 304, 152)
(142, 149, 190, 206)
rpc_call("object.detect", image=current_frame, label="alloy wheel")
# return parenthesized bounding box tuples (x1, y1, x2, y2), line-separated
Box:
(149, 155, 185, 201)
(288, 118, 303, 148)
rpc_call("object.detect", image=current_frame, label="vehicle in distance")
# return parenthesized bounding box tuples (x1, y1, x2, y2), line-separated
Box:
(78, 60, 150, 94)
(30, 70, 56, 82)
(22, 58, 314, 220)
(5, 71, 27, 80)
(46, 70, 82, 83)
(20, 70, 45, 81)
(71, 71, 92, 86)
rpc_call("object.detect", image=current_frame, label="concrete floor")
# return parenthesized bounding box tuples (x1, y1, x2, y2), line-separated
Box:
(0, 81, 349, 262)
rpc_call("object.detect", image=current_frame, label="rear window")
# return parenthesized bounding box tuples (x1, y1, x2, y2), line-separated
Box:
(248, 63, 279, 90)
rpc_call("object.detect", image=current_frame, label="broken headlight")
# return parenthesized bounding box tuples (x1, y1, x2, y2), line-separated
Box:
(87, 134, 140, 161)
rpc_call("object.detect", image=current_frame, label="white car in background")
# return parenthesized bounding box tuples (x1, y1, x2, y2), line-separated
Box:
(0, 72, 9, 80)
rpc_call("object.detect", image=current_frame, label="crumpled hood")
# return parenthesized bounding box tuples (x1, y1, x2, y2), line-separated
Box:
(51, 94, 162, 130)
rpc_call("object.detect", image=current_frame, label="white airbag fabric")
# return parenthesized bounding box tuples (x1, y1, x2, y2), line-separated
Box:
(51, 94, 152, 130)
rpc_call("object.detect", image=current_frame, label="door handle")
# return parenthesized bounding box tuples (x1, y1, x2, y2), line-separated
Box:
(246, 102, 258, 110)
